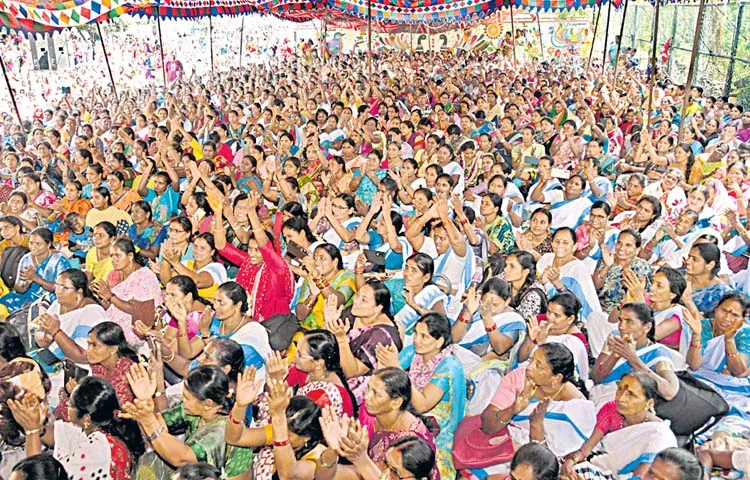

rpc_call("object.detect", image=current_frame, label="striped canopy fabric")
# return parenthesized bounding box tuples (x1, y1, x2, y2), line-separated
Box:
(0, 0, 623, 34)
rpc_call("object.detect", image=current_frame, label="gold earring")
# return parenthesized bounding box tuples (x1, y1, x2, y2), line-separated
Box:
(83, 420, 90, 431)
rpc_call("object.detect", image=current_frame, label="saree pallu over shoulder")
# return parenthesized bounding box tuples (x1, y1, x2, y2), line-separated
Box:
(547, 333, 590, 382)
(654, 305, 692, 358)
(510, 398, 596, 458)
(591, 421, 677, 477)
(692, 282, 735, 318)
(601, 342, 674, 385)
(692, 328, 750, 410)
(537, 254, 602, 323)
(550, 196, 593, 230)
(395, 285, 447, 341)
(590, 342, 674, 408)
(458, 311, 526, 363)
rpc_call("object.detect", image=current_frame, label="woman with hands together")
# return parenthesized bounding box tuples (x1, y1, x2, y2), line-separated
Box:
(213, 192, 294, 322)
(256, 378, 328, 480)
(11, 376, 144, 480)
(324, 280, 402, 404)
(559, 372, 674, 480)
(319, 409, 437, 480)
(518, 292, 589, 382)
(51, 322, 139, 422)
(686, 292, 750, 410)
(125, 365, 254, 479)
(590, 302, 679, 406)
(376, 313, 464, 479)
(463, 343, 594, 477)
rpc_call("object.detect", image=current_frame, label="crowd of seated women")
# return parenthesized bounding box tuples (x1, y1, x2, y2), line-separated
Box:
(0, 43, 749, 480)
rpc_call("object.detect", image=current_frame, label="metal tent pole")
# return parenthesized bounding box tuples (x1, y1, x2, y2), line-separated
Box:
(208, 0, 214, 75)
(239, 16, 245, 69)
(724, 3, 743, 96)
(677, 0, 707, 142)
(586, 5, 602, 73)
(156, 9, 167, 89)
(611, 0, 629, 82)
(0, 53, 25, 133)
(601, 0, 612, 73)
(368, 0, 373, 78)
(645, 0, 662, 131)
(96, 23, 118, 101)
(510, 4, 517, 68)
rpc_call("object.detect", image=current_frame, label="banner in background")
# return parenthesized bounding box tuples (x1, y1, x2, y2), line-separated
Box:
(326, 11, 594, 59)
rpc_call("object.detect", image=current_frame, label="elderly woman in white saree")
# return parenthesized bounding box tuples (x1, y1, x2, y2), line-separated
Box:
(590, 303, 680, 409)
(455, 343, 595, 478)
(684, 292, 750, 412)
(537, 228, 603, 326)
(549, 174, 594, 231)
(452, 278, 527, 415)
(560, 372, 678, 480)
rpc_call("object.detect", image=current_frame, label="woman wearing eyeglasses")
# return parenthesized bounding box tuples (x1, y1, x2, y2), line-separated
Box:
(643, 168, 686, 221)
(33, 269, 105, 364)
(310, 194, 363, 270)
(685, 292, 750, 412)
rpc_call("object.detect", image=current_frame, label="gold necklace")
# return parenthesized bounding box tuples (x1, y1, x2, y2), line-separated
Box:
(377, 411, 404, 432)
(541, 382, 566, 401)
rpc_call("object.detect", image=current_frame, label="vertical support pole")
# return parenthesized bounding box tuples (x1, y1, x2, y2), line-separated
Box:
(645, 0, 662, 132)
(239, 16, 245, 69)
(612, 0, 629, 82)
(586, 5, 602, 73)
(601, 0, 612, 74)
(0, 53, 24, 133)
(677, 0, 707, 141)
(510, 4, 517, 68)
(208, 0, 214, 75)
(96, 23, 118, 101)
(631, 4, 638, 48)
(319, 19, 325, 60)
(410, 23, 414, 53)
(667, 3, 678, 74)
(537, 13, 545, 61)
(156, 9, 167, 89)
(725, 3, 743, 96)
(368, 0, 373, 78)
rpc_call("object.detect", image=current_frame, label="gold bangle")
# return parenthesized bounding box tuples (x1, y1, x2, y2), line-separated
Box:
(24, 428, 42, 436)
(164, 350, 175, 362)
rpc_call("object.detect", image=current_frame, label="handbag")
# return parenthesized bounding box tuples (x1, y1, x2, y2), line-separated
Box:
(452, 414, 515, 470)
(655, 370, 728, 438)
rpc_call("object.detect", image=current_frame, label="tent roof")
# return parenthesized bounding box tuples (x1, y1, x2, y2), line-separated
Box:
(0, 0, 622, 34)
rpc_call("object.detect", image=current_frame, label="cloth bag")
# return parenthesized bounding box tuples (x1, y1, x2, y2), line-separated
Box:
(452, 414, 515, 470)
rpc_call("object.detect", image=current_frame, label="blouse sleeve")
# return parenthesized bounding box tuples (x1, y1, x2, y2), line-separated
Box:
(273, 211, 284, 255)
(259, 241, 288, 277)
(595, 400, 621, 434)
(489, 366, 526, 409)
(517, 289, 544, 321)
(162, 403, 189, 430)
(428, 359, 452, 395)
(218, 242, 248, 266)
